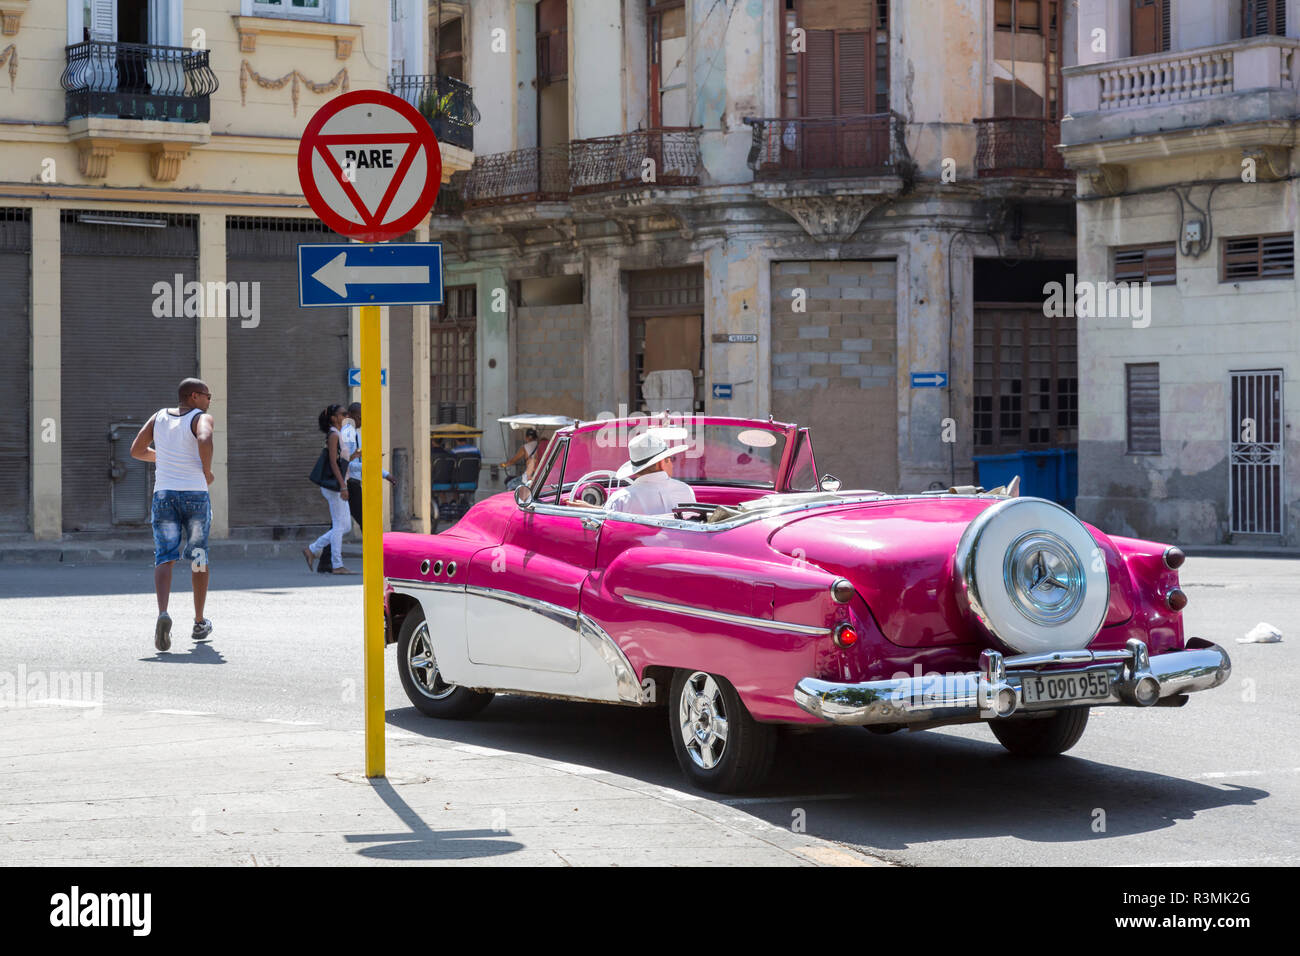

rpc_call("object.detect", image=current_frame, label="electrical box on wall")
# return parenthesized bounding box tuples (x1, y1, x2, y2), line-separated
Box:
(1183, 220, 1203, 245)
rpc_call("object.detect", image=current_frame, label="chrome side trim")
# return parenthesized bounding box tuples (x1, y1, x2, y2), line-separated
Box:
(623, 593, 832, 636)
(464, 584, 579, 631)
(794, 640, 1232, 726)
(388, 577, 466, 594)
(578, 614, 645, 704)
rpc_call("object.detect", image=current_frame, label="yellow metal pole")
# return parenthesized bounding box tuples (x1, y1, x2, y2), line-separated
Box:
(361, 304, 385, 778)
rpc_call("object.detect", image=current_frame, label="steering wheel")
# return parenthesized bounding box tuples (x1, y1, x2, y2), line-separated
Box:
(672, 503, 720, 522)
(571, 470, 629, 506)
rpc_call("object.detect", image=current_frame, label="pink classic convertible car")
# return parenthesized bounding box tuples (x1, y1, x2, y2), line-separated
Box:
(383, 415, 1230, 792)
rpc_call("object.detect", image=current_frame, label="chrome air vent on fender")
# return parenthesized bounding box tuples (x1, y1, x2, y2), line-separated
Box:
(954, 497, 1110, 654)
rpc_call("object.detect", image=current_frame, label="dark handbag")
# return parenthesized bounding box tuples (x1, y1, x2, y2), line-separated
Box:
(309, 443, 349, 491)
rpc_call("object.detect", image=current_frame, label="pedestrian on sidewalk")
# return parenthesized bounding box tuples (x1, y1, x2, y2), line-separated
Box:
(340, 402, 394, 529)
(303, 404, 356, 575)
(129, 377, 215, 652)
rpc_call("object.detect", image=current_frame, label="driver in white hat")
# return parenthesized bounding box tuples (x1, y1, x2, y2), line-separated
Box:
(604, 430, 697, 516)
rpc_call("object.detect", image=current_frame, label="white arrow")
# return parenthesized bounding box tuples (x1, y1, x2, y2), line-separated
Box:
(311, 252, 429, 298)
(913, 374, 947, 386)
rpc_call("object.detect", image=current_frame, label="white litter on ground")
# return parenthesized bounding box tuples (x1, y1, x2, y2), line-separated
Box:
(1239, 622, 1283, 644)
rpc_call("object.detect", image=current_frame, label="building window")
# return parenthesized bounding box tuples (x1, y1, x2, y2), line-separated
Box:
(252, 0, 328, 19)
(429, 14, 464, 81)
(537, 0, 568, 85)
(1131, 0, 1171, 56)
(1243, 0, 1286, 38)
(1125, 363, 1161, 455)
(974, 305, 1078, 452)
(1222, 234, 1295, 281)
(433, 285, 476, 426)
(783, 0, 890, 118)
(996, 0, 1041, 32)
(1114, 243, 1177, 284)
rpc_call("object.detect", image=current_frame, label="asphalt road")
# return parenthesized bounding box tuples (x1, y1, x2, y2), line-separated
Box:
(1, 553, 1295, 866)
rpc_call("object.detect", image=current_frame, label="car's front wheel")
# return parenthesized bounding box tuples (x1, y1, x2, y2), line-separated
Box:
(669, 670, 775, 793)
(396, 607, 493, 719)
(989, 708, 1089, 757)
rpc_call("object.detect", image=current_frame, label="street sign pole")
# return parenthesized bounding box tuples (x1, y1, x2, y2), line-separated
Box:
(296, 89, 443, 780)
(361, 304, 385, 778)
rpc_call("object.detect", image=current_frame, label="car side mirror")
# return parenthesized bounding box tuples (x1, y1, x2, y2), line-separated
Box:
(513, 483, 534, 510)
(819, 474, 841, 493)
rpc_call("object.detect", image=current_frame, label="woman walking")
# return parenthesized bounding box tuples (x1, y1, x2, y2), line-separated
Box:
(304, 404, 357, 574)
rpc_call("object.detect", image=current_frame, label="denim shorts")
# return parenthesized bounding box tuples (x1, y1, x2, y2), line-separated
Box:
(151, 490, 212, 567)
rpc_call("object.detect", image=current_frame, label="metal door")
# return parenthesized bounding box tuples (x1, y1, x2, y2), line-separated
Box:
(109, 421, 150, 525)
(0, 210, 30, 532)
(1229, 369, 1284, 535)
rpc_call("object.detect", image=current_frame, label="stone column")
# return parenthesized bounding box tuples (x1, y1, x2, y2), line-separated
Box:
(584, 253, 624, 417)
(197, 211, 229, 539)
(29, 206, 61, 539)
(477, 266, 511, 463)
(703, 239, 766, 419)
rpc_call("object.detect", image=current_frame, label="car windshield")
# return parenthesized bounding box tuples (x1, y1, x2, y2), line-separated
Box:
(534, 422, 788, 501)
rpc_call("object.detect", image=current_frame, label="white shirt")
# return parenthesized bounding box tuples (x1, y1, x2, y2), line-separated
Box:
(152, 407, 208, 493)
(605, 471, 696, 516)
(340, 420, 361, 482)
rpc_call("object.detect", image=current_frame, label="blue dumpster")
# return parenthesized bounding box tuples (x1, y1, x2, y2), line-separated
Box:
(972, 449, 1077, 511)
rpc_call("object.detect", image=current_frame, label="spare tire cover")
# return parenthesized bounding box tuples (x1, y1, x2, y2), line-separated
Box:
(954, 497, 1110, 654)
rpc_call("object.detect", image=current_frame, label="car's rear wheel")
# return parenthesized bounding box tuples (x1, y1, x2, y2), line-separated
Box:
(669, 669, 775, 793)
(989, 708, 1089, 757)
(396, 607, 493, 719)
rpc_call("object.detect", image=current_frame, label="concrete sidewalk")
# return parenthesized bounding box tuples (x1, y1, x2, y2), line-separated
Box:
(0, 537, 363, 566)
(0, 704, 889, 867)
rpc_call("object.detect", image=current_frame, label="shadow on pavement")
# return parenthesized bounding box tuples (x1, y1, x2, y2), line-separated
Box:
(344, 777, 524, 861)
(140, 643, 228, 665)
(385, 695, 1266, 856)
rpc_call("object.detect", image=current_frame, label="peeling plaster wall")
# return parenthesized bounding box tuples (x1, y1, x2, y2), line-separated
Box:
(1075, 160, 1300, 545)
(896, 0, 983, 178)
(471, 0, 518, 155)
(572, 0, 625, 138)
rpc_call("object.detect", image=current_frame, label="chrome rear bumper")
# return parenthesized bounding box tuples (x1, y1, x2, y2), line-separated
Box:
(793, 638, 1231, 726)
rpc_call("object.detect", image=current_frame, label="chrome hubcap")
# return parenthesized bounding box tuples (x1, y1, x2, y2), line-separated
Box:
(678, 672, 729, 771)
(407, 621, 455, 700)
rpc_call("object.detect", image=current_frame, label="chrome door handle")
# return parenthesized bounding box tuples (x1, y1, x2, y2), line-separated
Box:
(581, 517, 602, 531)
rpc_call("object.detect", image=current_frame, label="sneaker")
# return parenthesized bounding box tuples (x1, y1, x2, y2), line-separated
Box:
(154, 612, 172, 652)
(192, 619, 213, 642)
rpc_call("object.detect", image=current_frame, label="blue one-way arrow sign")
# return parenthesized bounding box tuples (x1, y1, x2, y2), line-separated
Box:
(298, 242, 443, 307)
(910, 371, 948, 388)
(348, 368, 387, 387)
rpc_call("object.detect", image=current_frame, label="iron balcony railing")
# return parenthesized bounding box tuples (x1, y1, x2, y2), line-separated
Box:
(569, 128, 701, 193)
(62, 41, 217, 123)
(743, 112, 900, 178)
(462, 145, 570, 206)
(388, 73, 479, 152)
(974, 117, 1067, 177)
(462, 129, 702, 207)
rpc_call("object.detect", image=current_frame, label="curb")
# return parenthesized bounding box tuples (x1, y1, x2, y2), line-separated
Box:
(0, 540, 364, 566)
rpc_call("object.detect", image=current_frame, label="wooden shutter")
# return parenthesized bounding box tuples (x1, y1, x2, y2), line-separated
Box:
(1243, 0, 1285, 37)
(89, 0, 117, 41)
(803, 30, 835, 116)
(836, 32, 869, 114)
(1126, 363, 1161, 454)
(1131, 0, 1169, 56)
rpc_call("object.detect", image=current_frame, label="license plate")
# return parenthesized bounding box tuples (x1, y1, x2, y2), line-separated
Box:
(1020, 670, 1110, 704)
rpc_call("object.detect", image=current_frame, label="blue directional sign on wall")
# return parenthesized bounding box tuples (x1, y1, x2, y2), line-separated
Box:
(910, 371, 949, 389)
(348, 368, 387, 387)
(298, 242, 443, 308)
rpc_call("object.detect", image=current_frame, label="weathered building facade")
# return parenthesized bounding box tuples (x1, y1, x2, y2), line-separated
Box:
(434, 0, 1081, 494)
(1063, 0, 1300, 546)
(2, 0, 473, 540)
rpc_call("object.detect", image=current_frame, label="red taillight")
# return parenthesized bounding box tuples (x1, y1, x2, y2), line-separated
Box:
(833, 624, 859, 648)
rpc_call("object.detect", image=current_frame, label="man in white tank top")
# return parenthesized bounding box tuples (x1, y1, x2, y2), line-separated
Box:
(130, 378, 216, 653)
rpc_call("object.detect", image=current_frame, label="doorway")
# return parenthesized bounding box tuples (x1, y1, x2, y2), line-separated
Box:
(1131, 0, 1170, 57)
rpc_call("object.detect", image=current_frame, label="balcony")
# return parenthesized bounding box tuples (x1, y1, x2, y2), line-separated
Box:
(974, 117, 1067, 178)
(743, 113, 900, 179)
(1062, 36, 1300, 150)
(62, 40, 217, 123)
(569, 128, 701, 193)
(462, 146, 570, 207)
(388, 73, 479, 153)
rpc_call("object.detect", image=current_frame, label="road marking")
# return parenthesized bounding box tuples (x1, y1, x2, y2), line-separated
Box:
(1190, 768, 1300, 779)
(545, 761, 604, 775)
(147, 709, 214, 716)
(25, 699, 101, 709)
(454, 744, 513, 757)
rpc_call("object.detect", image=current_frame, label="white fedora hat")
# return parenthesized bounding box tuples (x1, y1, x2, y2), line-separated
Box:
(616, 430, 690, 479)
